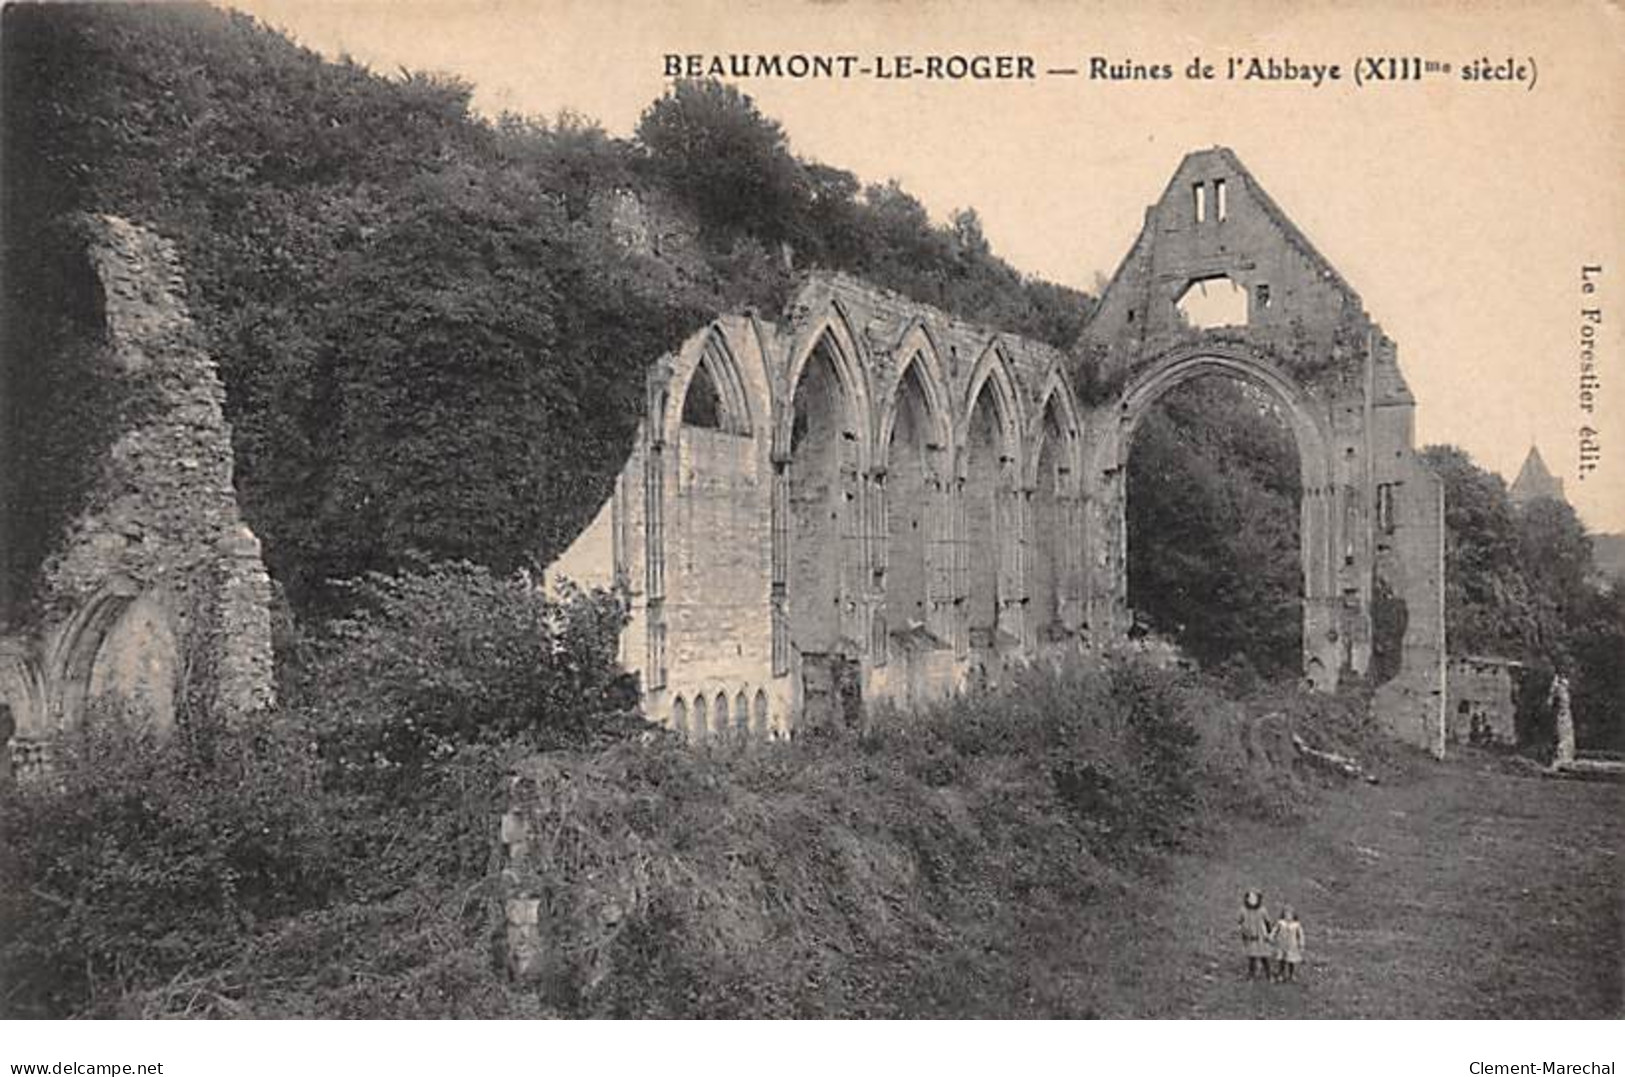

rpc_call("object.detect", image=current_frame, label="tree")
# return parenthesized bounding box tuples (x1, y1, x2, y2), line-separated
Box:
(1127, 377, 1302, 677)
(1421, 446, 1537, 657)
(307, 562, 644, 773)
(634, 79, 808, 245)
(1421, 446, 1623, 750)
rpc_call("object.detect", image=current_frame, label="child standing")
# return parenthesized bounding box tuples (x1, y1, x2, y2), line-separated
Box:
(1273, 905, 1305, 982)
(1238, 889, 1273, 980)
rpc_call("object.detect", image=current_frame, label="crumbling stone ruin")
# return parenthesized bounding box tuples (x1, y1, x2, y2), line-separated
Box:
(1, 150, 1448, 772)
(548, 148, 1450, 754)
(0, 215, 275, 774)
(1446, 655, 1520, 747)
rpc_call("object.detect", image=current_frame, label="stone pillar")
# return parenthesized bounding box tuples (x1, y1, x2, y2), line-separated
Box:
(500, 807, 546, 983)
(215, 525, 276, 722)
(770, 455, 790, 676)
(1551, 675, 1575, 765)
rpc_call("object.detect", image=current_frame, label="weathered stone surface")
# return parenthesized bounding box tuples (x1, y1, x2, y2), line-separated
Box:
(1, 215, 274, 770)
(546, 147, 1448, 752)
(1446, 655, 1520, 747)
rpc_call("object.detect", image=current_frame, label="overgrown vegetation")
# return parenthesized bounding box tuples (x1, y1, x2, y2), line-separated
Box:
(1, 4, 1090, 618)
(1423, 446, 1624, 750)
(0, 556, 1351, 1018)
(0, 563, 632, 1017)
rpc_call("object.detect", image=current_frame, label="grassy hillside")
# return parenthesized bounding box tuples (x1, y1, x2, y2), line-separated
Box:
(0, 644, 1370, 1018)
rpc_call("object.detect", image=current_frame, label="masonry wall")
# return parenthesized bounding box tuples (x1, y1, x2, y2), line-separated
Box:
(1369, 398, 1448, 755)
(0, 215, 274, 769)
(1077, 148, 1447, 749)
(1445, 657, 1518, 746)
(546, 149, 1446, 754)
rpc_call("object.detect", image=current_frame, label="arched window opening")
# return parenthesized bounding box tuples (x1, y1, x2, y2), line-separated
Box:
(681, 361, 724, 428)
(1029, 398, 1068, 638)
(714, 691, 730, 740)
(964, 381, 1006, 649)
(788, 339, 860, 656)
(886, 359, 945, 643)
(679, 344, 751, 436)
(753, 689, 770, 738)
(692, 695, 709, 743)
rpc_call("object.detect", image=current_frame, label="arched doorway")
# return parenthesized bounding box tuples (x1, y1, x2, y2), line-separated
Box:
(1126, 374, 1303, 677)
(1096, 345, 1340, 685)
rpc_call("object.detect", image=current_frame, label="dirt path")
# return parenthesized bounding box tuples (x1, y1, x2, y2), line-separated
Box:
(1085, 749, 1623, 1018)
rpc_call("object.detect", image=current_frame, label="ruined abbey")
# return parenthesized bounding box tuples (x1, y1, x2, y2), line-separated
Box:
(549, 148, 1449, 753)
(0, 148, 1449, 768)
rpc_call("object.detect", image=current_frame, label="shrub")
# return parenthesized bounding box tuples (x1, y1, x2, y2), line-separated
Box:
(301, 562, 648, 777)
(0, 706, 350, 1016)
(0, 560, 647, 1017)
(0, 703, 520, 1018)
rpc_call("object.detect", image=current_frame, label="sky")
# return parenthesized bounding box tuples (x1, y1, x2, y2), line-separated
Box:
(233, 0, 1625, 532)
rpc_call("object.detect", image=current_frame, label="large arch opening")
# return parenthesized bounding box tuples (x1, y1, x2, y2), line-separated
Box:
(883, 357, 949, 642)
(963, 376, 1013, 650)
(1029, 395, 1073, 638)
(787, 337, 861, 658)
(1125, 369, 1306, 680)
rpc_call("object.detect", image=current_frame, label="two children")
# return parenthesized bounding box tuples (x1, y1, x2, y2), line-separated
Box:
(1237, 890, 1305, 982)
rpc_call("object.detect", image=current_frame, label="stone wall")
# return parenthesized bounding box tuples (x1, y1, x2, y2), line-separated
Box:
(1080, 148, 1446, 751)
(545, 147, 1448, 752)
(1445, 656, 1519, 747)
(1, 215, 274, 769)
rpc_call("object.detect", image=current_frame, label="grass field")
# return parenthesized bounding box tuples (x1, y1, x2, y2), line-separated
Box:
(1025, 747, 1624, 1019)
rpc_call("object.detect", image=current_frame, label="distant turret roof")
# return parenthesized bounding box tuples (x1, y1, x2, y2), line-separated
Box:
(1510, 445, 1565, 505)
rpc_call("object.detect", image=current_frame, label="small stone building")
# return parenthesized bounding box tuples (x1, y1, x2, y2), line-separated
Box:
(1445, 655, 1520, 746)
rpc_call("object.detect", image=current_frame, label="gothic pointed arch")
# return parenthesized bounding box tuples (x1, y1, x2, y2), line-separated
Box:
(958, 341, 1026, 652)
(774, 299, 875, 467)
(877, 320, 952, 458)
(877, 337, 955, 648)
(0, 644, 46, 743)
(1026, 365, 1086, 639)
(677, 328, 753, 435)
(1105, 341, 1338, 679)
(1025, 364, 1084, 491)
(959, 339, 1026, 469)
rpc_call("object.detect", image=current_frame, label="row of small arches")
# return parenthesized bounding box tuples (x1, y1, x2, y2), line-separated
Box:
(670, 688, 771, 742)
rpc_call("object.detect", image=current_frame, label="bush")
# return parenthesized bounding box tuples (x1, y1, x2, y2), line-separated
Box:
(301, 562, 648, 777)
(0, 707, 349, 1016)
(0, 704, 523, 1018)
(0, 561, 649, 1018)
